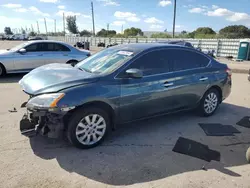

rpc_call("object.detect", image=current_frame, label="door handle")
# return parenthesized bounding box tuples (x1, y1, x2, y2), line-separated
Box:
(199, 77, 208, 81)
(38, 54, 43, 56)
(163, 82, 174, 87)
(63, 54, 68, 56)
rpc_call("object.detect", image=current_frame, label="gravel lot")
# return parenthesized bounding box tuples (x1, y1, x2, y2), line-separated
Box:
(0, 73, 250, 188)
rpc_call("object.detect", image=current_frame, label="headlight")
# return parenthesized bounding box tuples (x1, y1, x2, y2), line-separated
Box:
(27, 93, 65, 109)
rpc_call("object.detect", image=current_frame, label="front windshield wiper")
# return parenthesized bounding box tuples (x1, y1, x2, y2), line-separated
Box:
(78, 67, 92, 73)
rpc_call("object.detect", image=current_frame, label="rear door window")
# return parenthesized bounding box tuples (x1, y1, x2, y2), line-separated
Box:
(172, 49, 210, 71)
(54, 43, 70, 51)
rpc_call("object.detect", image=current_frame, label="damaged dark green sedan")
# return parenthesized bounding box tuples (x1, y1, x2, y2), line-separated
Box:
(19, 43, 232, 149)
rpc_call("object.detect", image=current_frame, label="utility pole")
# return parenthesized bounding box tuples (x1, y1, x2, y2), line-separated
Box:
(172, 0, 177, 38)
(31, 24, 34, 32)
(63, 12, 65, 35)
(91, 1, 95, 36)
(44, 18, 48, 35)
(37, 21, 40, 34)
(107, 23, 109, 37)
(54, 19, 56, 33)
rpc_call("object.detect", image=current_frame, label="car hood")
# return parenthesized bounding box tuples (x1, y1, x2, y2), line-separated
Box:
(19, 63, 100, 95)
(0, 50, 12, 55)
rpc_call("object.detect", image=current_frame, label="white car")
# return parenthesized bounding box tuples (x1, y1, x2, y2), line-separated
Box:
(0, 40, 90, 76)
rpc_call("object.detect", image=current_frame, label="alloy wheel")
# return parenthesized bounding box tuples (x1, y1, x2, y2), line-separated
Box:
(75, 114, 106, 146)
(204, 92, 218, 114)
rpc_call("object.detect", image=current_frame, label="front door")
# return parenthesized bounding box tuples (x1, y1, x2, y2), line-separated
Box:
(117, 49, 178, 122)
(14, 43, 45, 71)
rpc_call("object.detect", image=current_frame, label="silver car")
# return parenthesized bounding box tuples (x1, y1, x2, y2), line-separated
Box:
(0, 40, 90, 76)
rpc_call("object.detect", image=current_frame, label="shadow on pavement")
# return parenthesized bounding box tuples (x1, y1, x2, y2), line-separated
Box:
(0, 73, 26, 83)
(29, 103, 250, 185)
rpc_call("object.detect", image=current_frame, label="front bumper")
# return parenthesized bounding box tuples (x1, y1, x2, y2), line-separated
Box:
(20, 108, 66, 138)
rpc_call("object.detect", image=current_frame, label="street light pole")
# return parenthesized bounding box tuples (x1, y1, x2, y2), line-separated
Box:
(172, 0, 177, 38)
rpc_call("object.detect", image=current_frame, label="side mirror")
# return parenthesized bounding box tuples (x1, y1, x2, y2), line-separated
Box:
(125, 68, 143, 79)
(18, 48, 26, 54)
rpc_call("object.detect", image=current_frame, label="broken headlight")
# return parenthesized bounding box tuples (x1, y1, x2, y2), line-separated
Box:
(26, 93, 65, 109)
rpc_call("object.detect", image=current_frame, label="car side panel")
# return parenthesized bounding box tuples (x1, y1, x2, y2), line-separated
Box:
(58, 80, 121, 116)
(1, 57, 15, 72)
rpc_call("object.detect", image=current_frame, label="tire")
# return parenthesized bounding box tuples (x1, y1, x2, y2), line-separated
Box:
(246, 147, 250, 163)
(67, 107, 111, 149)
(0, 64, 6, 77)
(198, 88, 220, 117)
(66, 60, 78, 67)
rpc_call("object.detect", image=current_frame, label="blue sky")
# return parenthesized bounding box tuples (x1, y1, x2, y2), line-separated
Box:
(0, 0, 250, 34)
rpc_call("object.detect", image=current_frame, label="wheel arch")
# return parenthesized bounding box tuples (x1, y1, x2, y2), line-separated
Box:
(64, 100, 116, 130)
(0, 62, 6, 76)
(208, 85, 223, 103)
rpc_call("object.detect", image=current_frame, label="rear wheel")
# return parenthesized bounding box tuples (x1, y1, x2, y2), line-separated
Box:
(0, 64, 6, 77)
(246, 147, 250, 163)
(67, 107, 110, 149)
(66, 60, 78, 67)
(198, 88, 220, 116)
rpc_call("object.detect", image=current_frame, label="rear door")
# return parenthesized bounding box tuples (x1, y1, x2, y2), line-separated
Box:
(43, 43, 71, 65)
(170, 48, 211, 108)
(117, 49, 178, 122)
(14, 43, 45, 71)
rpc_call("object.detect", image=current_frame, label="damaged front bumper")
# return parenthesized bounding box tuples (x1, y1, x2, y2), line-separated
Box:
(20, 106, 74, 138)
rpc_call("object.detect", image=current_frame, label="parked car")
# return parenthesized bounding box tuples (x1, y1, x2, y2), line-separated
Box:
(0, 40, 90, 76)
(19, 43, 232, 149)
(157, 40, 194, 48)
(28, 36, 44, 41)
(248, 69, 250, 81)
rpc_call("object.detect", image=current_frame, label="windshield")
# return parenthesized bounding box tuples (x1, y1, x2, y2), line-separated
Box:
(9, 42, 29, 51)
(76, 48, 134, 74)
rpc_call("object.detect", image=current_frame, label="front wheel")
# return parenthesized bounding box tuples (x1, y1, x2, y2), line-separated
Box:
(246, 147, 250, 163)
(0, 64, 6, 77)
(198, 88, 220, 117)
(67, 107, 110, 149)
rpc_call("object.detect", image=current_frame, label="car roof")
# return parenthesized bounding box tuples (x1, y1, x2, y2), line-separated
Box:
(111, 43, 188, 53)
(26, 40, 67, 44)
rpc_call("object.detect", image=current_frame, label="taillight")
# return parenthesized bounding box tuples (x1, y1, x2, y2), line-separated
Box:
(226, 68, 232, 77)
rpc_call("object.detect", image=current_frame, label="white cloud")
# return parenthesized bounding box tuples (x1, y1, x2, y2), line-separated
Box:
(97, 0, 120, 6)
(207, 8, 250, 22)
(158, 0, 172, 7)
(144, 17, 164, 24)
(39, 18, 54, 23)
(14, 8, 27, 13)
(175, 25, 182, 28)
(57, 5, 65, 9)
(39, 0, 59, 3)
(127, 17, 140, 22)
(111, 21, 126, 26)
(2, 3, 22, 8)
(29, 6, 50, 17)
(56, 10, 81, 17)
(56, 10, 91, 19)
(212, 5, 219, 10)
(114, 11, 140, 22)
(150, 24, 163, 29)
(142, 14, 147, 18)
(201, 5, 208, 9)
(189, 7, 205, 13)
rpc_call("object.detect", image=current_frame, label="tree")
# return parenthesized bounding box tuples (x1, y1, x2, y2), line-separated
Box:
(151, 32, 171, 38)
(80, 30, 92, 36)
(66, 16, 78, 34)
(96, 29, 116, 37)
(124, 27, 143, 37)
(29, 31, 37, 36)
(4, 27, 13, 35)
(181, 30, 187, 35)
(192, 27, 216, 38)
(219, 25, 250, 39)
